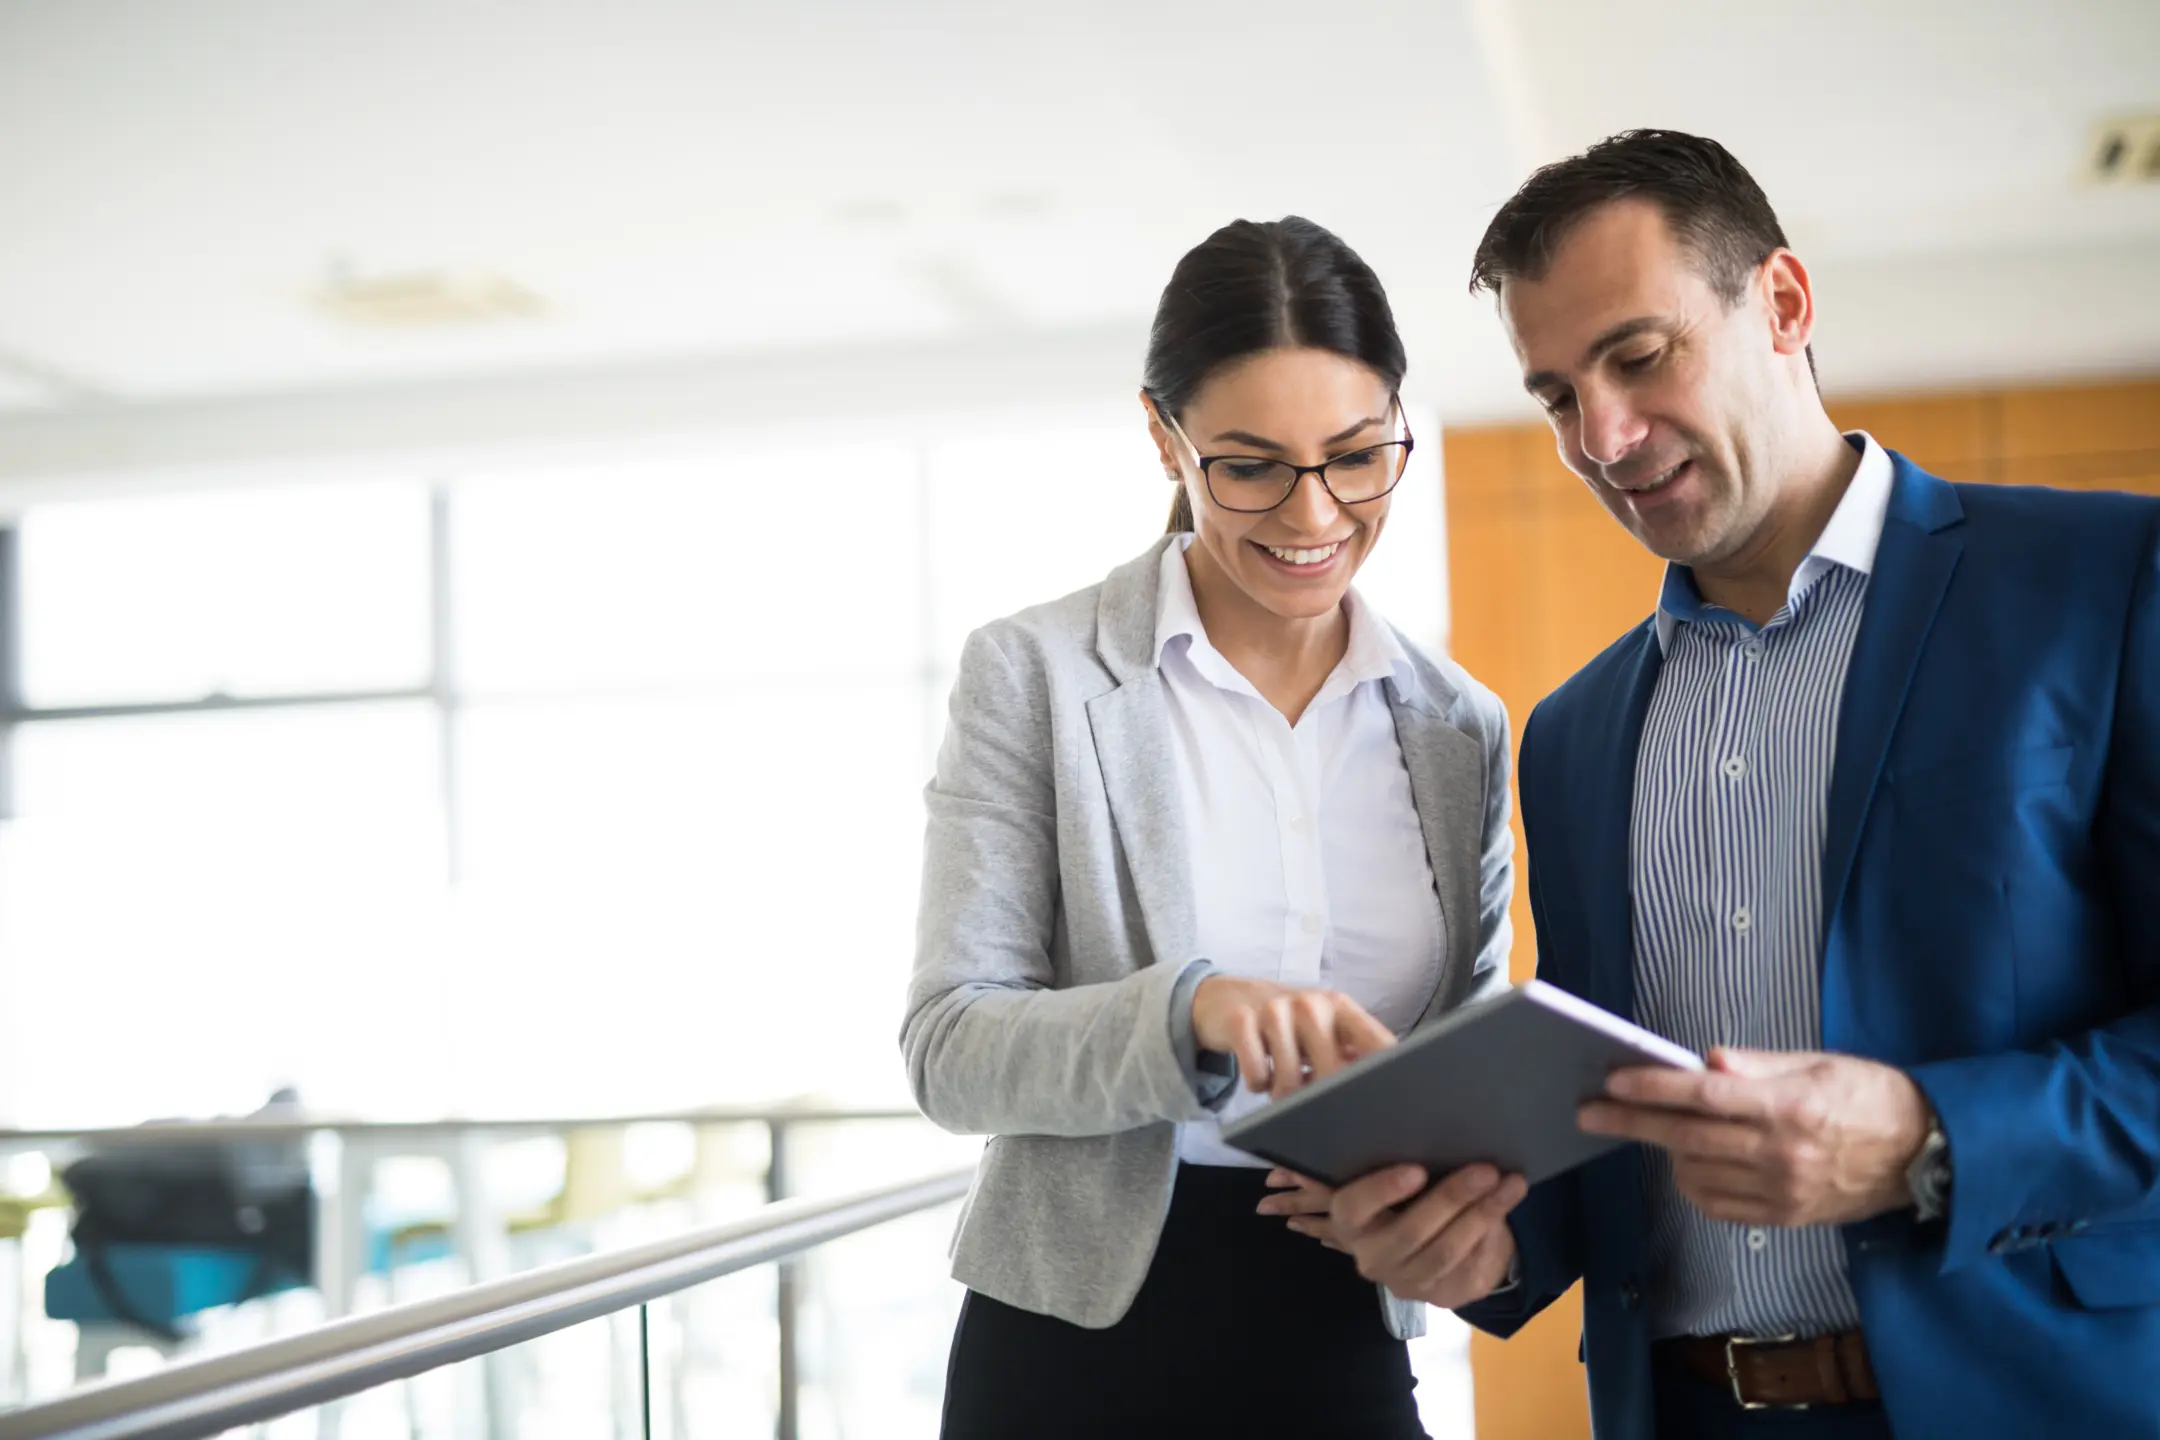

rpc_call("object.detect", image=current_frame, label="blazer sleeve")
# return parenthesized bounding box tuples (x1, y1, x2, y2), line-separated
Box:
(1910, 515, 2160, 1272)
(1468, 684, 1517, 1007)
(1457, 701, 1587, 1335)
(900, 625, 1232, 1138)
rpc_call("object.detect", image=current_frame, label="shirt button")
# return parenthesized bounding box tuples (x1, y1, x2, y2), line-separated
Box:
(1721, 756, 1747, 780)
(1743, 641, 1764, 661)
(1747, 1228, 1769, 1252)
(1288, 816, 1311, 835)
(1732, 907, 1752, 933)
(1301, 914, 1322, 936)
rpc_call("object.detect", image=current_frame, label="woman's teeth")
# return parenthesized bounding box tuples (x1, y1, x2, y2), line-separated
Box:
(1262, 542, 1343, 565)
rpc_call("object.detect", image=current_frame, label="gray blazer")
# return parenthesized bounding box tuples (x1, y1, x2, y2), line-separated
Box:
(901, 537, 1515, 1339)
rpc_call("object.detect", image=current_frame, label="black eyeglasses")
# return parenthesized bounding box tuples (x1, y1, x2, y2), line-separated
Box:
(1162, 400, 1415, 514)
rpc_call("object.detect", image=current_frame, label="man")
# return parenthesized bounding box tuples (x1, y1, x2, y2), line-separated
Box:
(1325, 130, 2160, 1438)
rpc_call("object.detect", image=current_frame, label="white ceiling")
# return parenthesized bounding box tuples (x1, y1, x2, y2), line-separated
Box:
(0, 0, 2156, 469)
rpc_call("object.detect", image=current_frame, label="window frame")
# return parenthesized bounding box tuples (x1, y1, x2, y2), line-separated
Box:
(0, 487, 465, 878)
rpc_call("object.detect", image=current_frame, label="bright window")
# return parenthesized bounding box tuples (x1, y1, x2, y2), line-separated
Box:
(0, 409, 1447, 1127)
(18, 482, 431, 708)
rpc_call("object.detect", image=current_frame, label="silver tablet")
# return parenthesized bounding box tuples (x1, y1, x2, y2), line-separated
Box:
(1218, 980, 1703, 1188)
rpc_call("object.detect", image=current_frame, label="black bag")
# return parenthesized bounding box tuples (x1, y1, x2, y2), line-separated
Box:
(62, 1104, 315, 1340)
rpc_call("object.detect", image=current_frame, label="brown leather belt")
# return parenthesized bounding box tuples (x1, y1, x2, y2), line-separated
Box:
(1665, 1330, 1880, 1409)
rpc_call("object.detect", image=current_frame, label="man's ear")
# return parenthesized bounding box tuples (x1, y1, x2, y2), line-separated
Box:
(1758, 249, 1816, 359)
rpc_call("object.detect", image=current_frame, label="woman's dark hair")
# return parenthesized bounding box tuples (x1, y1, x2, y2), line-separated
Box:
(1143, 217, 1406, 533)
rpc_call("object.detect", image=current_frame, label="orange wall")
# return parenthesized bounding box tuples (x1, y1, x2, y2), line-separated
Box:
(1448, 377, 2160, 1440)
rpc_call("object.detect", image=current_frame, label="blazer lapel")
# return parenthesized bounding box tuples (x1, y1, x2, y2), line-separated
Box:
(1387, 683, 1483, 1019)
(1820, 460, 1965, 942)
(1086, 678, 1197, 967)
(1085, 539, 1198, 968)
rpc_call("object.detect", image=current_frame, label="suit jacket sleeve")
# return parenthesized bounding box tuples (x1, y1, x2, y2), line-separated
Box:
(901, 626, 1231, 1138)
(1910, 513, 2160, 1271)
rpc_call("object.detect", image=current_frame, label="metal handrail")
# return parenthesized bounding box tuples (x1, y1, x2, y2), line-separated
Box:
(0, 1167, 973, 1440)
(0, 1105, 923, 1148)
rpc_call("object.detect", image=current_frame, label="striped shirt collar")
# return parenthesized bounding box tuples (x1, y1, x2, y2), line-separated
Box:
(1154, 532, 1415, 706)
(1654, 431, 1895, 653)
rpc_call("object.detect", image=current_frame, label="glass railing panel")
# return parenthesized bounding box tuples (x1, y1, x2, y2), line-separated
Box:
(0, 1111, 932, 1417)
(634, 1269, 777, 1440)
(242, 1306, 643, 1440)
(0, 1135, 971, 1440)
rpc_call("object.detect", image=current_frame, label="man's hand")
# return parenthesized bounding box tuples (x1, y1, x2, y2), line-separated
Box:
(1578, 1047, 1932, 1228)
(1327, 1163, 1527, 1308)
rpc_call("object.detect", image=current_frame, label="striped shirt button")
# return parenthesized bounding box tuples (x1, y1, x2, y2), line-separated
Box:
(1721, 755, 1747, 780)
(1742, 640, 1765, 660)
(1747, 1227, 1769, 1252)
(1732, 907, 1752, 933)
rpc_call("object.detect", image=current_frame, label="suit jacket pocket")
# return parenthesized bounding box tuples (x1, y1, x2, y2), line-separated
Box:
(2051, 1222, 2160, 1310)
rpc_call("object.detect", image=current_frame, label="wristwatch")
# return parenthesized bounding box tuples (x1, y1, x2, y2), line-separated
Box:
(1906, 1111, 1953, 1222)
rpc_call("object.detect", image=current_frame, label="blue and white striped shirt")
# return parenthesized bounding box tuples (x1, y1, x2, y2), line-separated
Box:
(1631, 434, 1895, 1340)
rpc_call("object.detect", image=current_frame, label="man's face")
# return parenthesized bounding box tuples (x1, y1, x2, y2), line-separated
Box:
(1500, 199, 1785, 569)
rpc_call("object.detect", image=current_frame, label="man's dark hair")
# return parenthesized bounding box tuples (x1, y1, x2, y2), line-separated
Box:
(1469, 129, 1791, 305)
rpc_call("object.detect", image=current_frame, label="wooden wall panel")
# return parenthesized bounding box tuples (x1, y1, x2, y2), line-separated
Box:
(1829, 379, 2160, 490)
(1828, 392, 1997, 482)
(1442, 427, 1603, 1440)
(1531, 479, 1664, 686)
(1999, 380, 2160, 458)
(1997, 381, 2160, 490)
(1444, 374, 2159, 1440)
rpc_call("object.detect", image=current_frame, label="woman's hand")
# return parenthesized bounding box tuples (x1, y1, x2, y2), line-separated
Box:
(1190, 976, 1396, 1099)
(1257, 1168, 1344, 1250)
(1328, 1163, 1525, 1308)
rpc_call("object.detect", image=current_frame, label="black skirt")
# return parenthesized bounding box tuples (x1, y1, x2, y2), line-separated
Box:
(940, 1164, 1429, 1439)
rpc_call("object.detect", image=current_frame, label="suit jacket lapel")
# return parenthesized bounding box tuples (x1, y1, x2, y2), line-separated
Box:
(1821, 461, 1965, 944)
(1585, 624, 1664, 1021)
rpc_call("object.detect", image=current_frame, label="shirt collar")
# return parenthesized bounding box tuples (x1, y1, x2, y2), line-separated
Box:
(1653, 431, 1895, 652)
(1154, 533, 1414, 703)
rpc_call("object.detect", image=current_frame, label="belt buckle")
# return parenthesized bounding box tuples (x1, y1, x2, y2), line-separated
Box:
(1724, 1333, 1805, 1411)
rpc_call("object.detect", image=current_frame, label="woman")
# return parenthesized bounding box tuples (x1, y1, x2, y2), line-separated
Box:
(902, 216, 1515, 1438)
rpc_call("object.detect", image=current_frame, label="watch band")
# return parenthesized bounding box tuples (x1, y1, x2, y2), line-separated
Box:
(1907, 1114, 1952, 1222)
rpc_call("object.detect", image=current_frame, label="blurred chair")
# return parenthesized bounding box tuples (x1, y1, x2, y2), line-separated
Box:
(45, 1243, 307, 1380)
(47, 1173, 456, 1384)
(506, 1126, 637, 1245)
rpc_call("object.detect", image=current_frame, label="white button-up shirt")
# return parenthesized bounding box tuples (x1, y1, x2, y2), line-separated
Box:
(1155, 537, 1446, 1166)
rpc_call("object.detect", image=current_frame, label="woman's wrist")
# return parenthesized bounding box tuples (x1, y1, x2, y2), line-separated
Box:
(1171, 962, 1236, 1104)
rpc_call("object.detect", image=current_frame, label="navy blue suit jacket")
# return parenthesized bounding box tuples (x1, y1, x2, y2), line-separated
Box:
(1461, 456, 2160, 1438)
